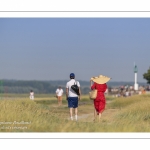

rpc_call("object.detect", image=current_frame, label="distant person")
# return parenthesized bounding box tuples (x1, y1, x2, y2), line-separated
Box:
(90, 75, 111, 122)
(139, 90, 142, 95)
(66, 73, 81, 121)
(129, 91, 131, 96)
(55, 86, 64, 106)
(30, 90, 34, 100)
(125, 90, 129, 97)
(146, 85, 149, 91)
(118, 93, 121, 97)
(130, 86, 133, 90)
(142, 86, 146, 94)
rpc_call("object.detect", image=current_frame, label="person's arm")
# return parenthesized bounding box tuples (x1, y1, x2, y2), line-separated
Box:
(105, 84, 108, 92)
(66, 88, 68, 100)
(56, 89, 59, 94)
(77, 81, 81, 100)
(78, 87, 81, 100)
(90, 80, 95, 90)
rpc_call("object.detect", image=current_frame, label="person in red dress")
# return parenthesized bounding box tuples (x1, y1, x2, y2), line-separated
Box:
(90, 75, 111, 122)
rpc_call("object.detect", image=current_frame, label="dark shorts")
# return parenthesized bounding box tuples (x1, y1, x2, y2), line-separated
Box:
(68, 97, 78, 108)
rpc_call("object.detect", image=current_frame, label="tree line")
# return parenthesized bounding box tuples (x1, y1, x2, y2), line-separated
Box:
(0, 78, 148, 94)
(0, 80, 90, 94)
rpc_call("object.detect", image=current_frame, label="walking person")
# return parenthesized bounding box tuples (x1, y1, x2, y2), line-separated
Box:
(30, 90, 34, 100)
(66, 73, 81, 121)
(56, 86, 64, 106)
(90, 75, 111, 122)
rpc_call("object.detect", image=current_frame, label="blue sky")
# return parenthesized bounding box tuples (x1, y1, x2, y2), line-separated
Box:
(0, 18, 150, 82)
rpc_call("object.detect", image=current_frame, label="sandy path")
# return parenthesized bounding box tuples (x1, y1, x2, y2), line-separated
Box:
(67, 108, 119, 122)
(77, 100, 119, 122)
(66, 101, 119, 122)
(76, 108, 119, 122)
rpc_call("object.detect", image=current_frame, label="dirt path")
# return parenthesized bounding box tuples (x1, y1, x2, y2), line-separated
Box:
(76, 100, 119, 122)
(65, 101, 119, 122)
(77, 108, 119, 123)
(67, 107, 119, 122)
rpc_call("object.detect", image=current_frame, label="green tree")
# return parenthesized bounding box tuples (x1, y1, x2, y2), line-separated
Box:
(143, 67, 150, 84)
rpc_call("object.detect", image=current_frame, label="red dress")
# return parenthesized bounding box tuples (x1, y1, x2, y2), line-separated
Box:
(91, 82, 107, 113)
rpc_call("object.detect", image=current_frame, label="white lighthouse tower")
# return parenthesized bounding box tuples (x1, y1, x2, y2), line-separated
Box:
(134, 64, 138, 90)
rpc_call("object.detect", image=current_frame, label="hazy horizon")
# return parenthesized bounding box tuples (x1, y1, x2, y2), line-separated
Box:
(0, 78, 147, 84)
(0, 18, 150, 83)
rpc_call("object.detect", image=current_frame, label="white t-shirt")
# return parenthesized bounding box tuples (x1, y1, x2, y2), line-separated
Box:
(56, 88, 63, 96)
(125, 91, 129, 96)
(30, 92, 34, 96)
(66, 79, 80, 97)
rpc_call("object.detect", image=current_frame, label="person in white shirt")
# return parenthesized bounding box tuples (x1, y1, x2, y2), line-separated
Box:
(56, 86, 63, 106)
(30, 90, 34, 100)
(125, 90, 129, 97)
(66, 73, 81, 121)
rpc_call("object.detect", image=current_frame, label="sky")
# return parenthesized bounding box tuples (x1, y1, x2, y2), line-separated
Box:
(0, 18, 150, 82)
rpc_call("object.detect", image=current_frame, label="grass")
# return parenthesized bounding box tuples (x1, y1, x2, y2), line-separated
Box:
(0, 93, 150, 132)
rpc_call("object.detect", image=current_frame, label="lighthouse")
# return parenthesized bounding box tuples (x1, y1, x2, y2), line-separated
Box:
(134, 64, 138, 90)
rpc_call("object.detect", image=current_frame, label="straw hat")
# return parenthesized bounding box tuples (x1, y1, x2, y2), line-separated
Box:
(90, 75, 111, 84)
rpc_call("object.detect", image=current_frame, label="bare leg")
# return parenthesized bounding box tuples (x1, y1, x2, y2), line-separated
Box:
(98, 113, 102, 122)
(93, 109, 97, 122)
(75, 108, 78, 121)
(75, 108, 78, 115)
(70, 108, 73, 120)
(58, 96, 62, 106)
(60, 96, 62, 106)
(58, 99, 60, 106)
(57, 96, 60, 106)
(57, 99, 59, 106)
(93, 103, 97, 122)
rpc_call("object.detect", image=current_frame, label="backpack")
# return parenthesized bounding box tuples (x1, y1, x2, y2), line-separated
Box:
(71, 81, 80, 95)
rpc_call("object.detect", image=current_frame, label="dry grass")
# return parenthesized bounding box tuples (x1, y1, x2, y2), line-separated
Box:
(0, 94, 150, 132)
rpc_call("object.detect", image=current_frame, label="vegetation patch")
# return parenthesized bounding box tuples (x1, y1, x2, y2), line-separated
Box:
(0, 94, 150, 132)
